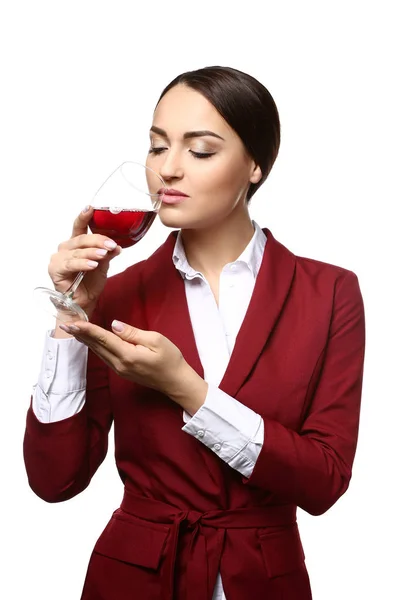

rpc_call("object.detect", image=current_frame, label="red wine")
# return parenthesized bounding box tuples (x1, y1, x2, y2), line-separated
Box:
(89, 208, 157, 248)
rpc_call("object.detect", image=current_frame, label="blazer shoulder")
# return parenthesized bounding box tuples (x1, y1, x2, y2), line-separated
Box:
(292, 253, 363, 308)
(292, 254, 364, 335)
(295, 253, 359, 283)
(264, 228, 359, 286)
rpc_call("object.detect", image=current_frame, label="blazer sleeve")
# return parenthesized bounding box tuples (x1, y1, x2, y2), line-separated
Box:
(244, 270, 366, 516)
(23, 296, 112, 503)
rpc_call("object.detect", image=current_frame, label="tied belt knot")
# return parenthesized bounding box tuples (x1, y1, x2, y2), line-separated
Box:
(120, 488, 297, 600)
(180, 508, 203, 530)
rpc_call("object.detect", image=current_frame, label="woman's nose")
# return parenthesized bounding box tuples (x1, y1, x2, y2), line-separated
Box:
(159, 151, 184, 181)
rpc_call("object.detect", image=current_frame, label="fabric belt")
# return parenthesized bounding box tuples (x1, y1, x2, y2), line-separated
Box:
(120, 488, 296, 600)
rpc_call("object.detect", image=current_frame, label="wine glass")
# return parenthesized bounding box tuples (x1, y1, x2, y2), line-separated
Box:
(34, 161, 166, 322)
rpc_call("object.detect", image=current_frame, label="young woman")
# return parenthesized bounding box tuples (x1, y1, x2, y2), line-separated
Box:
(24, 66, 366, 600)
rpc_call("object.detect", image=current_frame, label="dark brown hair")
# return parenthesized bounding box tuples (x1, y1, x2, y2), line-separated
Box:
(157, 66, 280, 202)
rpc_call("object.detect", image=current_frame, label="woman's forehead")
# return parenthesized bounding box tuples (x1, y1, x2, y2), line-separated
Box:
(152, 85, 232, 139)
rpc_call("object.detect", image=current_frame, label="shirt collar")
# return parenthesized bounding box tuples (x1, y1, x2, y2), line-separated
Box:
(172, 221, 267, 280)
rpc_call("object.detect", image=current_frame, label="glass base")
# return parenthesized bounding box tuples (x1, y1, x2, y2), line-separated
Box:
(33, 287, 89, 323)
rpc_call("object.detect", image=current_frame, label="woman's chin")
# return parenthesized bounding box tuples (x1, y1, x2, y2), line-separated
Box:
(158, 206, 220, 231)
(158, 216, 181, 229)
(158, 208, 188, 229)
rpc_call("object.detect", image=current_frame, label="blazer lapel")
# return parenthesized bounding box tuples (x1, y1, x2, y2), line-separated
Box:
(141, 228, 296, 399)
(218, 228, 296, 398)
(141, 231, 204, 379)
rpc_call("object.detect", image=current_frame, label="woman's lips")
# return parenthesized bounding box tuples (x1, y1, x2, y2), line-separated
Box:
(158, 188, 188, 205)
(161, 195, 187, 205)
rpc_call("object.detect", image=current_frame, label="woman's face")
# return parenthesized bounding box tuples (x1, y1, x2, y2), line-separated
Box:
(146, 84, 261, 230)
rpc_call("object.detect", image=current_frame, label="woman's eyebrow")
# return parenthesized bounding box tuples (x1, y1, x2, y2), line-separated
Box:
(150, 125, 225, 141)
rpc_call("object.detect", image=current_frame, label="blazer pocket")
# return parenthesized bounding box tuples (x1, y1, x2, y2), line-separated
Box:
(258, 524, 305, 578)
(94, 509, 170, 570)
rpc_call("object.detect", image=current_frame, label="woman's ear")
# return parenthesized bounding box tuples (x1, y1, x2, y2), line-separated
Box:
(249, 163, 262, 184)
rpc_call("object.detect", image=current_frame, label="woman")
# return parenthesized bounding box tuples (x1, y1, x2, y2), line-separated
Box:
(24, 66, 366, 600)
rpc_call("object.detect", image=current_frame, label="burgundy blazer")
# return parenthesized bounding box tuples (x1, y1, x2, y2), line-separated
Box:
(24, 228, 366, 600)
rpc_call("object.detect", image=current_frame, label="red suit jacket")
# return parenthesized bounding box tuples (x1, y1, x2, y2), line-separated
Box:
(24, 228, 366, 600)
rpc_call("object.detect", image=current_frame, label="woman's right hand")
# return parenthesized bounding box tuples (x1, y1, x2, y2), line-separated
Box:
(49, 206, 122, 320)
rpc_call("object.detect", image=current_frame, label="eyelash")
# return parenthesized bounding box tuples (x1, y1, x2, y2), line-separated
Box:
(149, 147, 215, 159)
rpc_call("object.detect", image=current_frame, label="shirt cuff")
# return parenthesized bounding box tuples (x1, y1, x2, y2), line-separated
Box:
(182, 384, 264, 478)
(32, 330, 88, 423)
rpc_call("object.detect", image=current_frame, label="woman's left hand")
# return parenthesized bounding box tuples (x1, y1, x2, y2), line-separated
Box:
(59, 319, 208, 408)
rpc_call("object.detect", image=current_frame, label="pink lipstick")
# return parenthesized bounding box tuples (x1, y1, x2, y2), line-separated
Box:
(158, 188, 189, 205)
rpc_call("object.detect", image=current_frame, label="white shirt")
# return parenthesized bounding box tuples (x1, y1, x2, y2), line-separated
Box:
(32, 220, 267, 600)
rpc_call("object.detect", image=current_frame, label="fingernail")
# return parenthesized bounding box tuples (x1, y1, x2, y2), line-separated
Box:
(112, 320, 124, 332)
(59, 323, 81, 333)
(104, 240, 117, 250)
(82, 205, 91, 213)
(87, 260, 98, 267)
(96, 249, 108, 256)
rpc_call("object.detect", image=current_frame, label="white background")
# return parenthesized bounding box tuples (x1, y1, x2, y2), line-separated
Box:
(1, 1, 399, 598)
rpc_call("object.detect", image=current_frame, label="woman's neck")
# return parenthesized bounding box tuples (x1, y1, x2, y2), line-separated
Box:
(180, 211, 255, 277)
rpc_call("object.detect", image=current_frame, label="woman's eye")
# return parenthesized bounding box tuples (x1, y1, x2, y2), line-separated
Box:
(149, 147, 167, 155)
(190, 151, 216, 159)
(148, 147, 215, 159)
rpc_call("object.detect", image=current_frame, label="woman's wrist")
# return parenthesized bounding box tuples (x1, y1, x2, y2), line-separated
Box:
(167, 363, 208, 416)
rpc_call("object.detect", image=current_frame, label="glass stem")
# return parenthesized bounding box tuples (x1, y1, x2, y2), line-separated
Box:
(65, 271, 85, 299)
